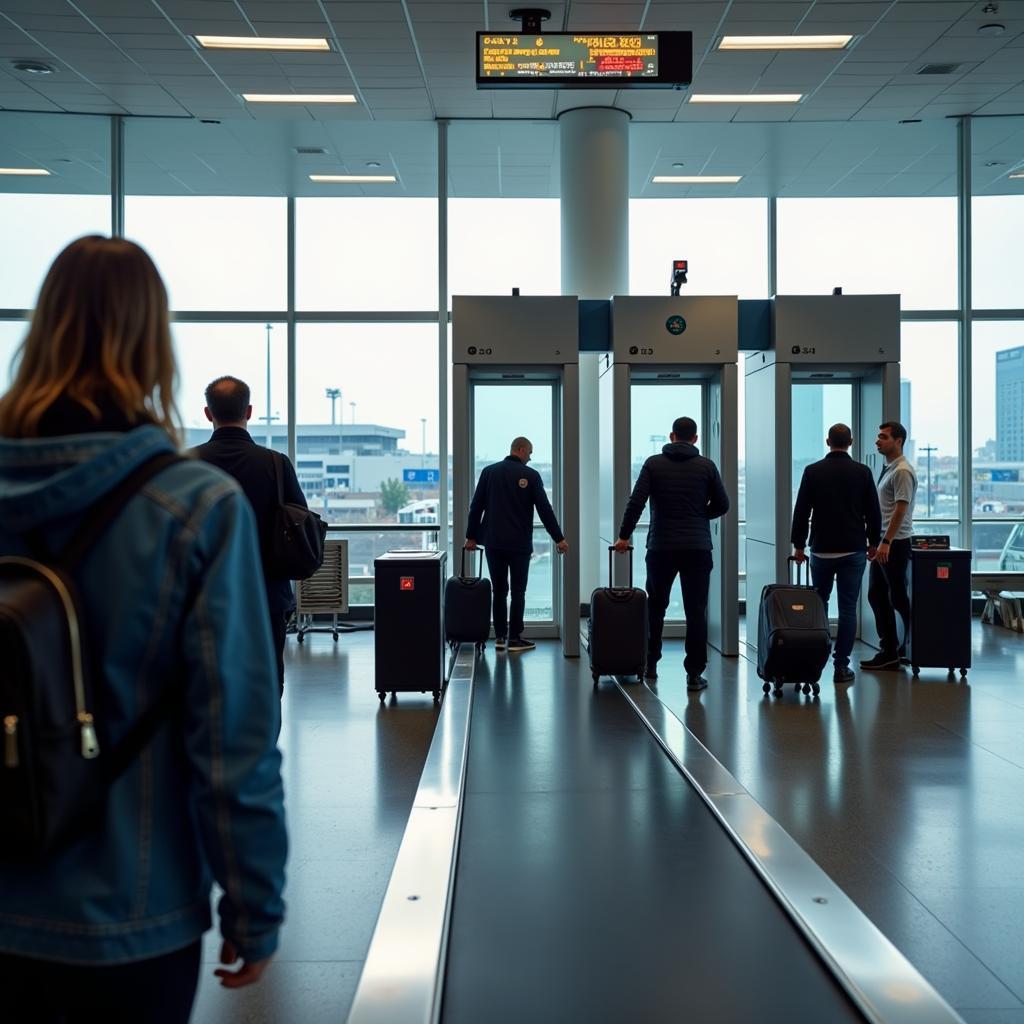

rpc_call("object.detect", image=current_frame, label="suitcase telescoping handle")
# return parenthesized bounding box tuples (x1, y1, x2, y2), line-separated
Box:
(461, 545, 483, 579)
(788, 554, 806, 585)
(608, 545, 634, 589)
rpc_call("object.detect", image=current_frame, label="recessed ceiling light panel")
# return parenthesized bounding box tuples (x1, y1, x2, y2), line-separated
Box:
(196, 35, 331, 51)
(652, 175, 742, 184)
(243, 93, 356, 104)
(718, 35, 853, 51)
(0, 167, 51, 176)
(12, 61, 56, 74)
(309, 174, 397, 183)
(689, 93, 802, 103)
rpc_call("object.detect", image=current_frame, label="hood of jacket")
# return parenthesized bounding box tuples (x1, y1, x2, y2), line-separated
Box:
(0, 424, 176, 535)
(661, 441, 700, 461)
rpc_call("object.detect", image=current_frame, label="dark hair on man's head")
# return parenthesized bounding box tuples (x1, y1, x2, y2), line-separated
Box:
(879, 421, 907, 448)
(672, 416, 697, 441)
(827, 423, 852, 449)
(205, 375, 250, 424)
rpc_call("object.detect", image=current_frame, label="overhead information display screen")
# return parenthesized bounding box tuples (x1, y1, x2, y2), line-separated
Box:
(477, 31, 692, 89)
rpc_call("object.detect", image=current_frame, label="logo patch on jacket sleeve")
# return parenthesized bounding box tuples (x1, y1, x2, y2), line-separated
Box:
(518, 478, 528, 488)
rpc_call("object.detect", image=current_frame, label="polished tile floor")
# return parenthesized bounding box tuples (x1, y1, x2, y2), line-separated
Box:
(190, 621, 1024, 1023)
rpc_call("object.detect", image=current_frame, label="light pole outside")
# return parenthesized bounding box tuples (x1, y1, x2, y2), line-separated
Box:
(421, 417, 427, 468)
(325, 387, 341, 425)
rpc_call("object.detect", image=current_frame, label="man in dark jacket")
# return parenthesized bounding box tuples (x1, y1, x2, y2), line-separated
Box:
(194, 376, 307, 694)
(791, 423, 881, 684)
(465, 436, 569, 653)
(614, 416, 730, 692)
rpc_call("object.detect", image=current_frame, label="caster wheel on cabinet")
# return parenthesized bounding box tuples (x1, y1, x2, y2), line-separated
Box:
(377, 691, 385, 704)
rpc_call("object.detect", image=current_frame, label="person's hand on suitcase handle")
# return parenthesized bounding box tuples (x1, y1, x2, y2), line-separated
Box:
(556, 539, 569, 554)
(612, 538, 632, 554)
(791, 547, 807, 564)
(464, 539, 478, 551)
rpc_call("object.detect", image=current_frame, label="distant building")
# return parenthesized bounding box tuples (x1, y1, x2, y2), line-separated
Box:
(996, 346, 1024, 462)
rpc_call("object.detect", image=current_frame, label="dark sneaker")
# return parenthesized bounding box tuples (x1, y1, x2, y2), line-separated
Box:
(860, 653, 899, 670)
(833, 666, 855, 684)
(686, 674, 709, 692)
(507, 637, 536, 653)
(494, 637, 507, 651)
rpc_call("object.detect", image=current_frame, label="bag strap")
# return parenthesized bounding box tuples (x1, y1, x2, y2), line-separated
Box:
(271, 450, 285, 505)
(103, 680, 181, 783)
(56, 452, 184, 569)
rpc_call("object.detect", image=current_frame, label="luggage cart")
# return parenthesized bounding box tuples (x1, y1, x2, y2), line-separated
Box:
(295, 538, 349, 643)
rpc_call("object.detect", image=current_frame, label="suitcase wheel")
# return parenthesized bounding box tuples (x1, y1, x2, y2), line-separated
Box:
(912, 665, 920, 676)
(811, 683, 820, 697)
(433, 691, 441, 704)
(960, 668, 968, 677)
(378, 691, 386, 704)
(802, 684, 811, 695)
(762, 682, 770, 694)
(592, 673, 600, 688)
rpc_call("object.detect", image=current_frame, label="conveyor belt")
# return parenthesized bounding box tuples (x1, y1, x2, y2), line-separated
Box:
(440, 657, 863, 1023)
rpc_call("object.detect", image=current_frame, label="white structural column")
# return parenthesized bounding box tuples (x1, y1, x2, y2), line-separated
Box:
(559, 106, 630, 608)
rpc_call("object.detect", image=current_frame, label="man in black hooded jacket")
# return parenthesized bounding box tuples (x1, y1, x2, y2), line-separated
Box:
(614, 416, 730, 691)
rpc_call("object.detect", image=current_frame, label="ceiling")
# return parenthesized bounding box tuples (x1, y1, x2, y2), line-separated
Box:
(0, 1, 1022, 197)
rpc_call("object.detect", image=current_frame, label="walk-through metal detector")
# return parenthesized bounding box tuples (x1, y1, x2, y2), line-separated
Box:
(598, 296, 739, 657)
(745, 295, 900, 645)
(452, 296, 581, 657)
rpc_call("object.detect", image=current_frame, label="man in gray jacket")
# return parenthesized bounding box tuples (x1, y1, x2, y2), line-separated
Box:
(614, 416, 730, 691)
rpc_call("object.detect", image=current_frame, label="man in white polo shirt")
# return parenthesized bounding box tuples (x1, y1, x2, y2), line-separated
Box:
(861, 421, 918, 671)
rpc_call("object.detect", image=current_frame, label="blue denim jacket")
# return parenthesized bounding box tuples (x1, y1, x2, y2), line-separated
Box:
(0, 426, 287, 965)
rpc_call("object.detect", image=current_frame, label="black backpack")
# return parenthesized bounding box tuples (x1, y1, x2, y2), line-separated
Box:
(265, 451, 327, 580)
(0, 452, 183, 861)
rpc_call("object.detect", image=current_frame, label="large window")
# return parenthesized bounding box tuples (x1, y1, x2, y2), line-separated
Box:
(173, 323, 288, 446)
(629, 199, 768, 298)
(297, 198, 438, 311)
(900, 322, 960, 536)
(125, 197, 287, 311)
(777, 198, 957, 310)
(972, 322, 1024, 568)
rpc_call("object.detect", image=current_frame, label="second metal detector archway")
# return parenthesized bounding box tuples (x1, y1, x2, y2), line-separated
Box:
(598, 295, 739, 657)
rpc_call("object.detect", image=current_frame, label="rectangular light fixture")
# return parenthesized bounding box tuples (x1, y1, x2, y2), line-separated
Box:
(0, 167, 51, 176)
(1010, 172, 1024, 180)
(196, 35, 331, 51)
(310, 174, 397, 184)
(719, 35, 853, 51)
(243, 93, 356, 104)
(652, 175, 742, 184)
(689, 93, 802, 103)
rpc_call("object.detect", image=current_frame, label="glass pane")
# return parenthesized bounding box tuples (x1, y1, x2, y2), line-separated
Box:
(125, 197, 286, 311)
(0, 321, 27, 392)
(0, 112, 111, 308)
(473, 383, 556, 623)
(777, 198, 957, 310)
(629, 199, 768, 298)
(792, 384, 854, 620)
(297, 198, 438, 311)
(791, 384, 854, 509)
(971, 114, 1024, 310)
(296, 324, 439, 527)
(900, 322, 959, 526)
(174, 323, 288, 448)
(448, 199, 560, 302)
(972, 321, 1024, 568)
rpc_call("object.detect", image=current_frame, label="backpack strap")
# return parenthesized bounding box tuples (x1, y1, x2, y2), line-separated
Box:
(57, 451, 184, 569)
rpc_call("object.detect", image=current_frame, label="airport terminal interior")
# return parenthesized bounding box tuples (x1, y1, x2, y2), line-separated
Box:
(2, 1, 1024, 1022)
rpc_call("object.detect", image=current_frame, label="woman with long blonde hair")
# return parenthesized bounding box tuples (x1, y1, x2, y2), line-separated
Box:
(0, 236, 287, 1022)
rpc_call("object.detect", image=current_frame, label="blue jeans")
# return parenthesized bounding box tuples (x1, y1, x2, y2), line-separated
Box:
(809, 551, 867, 669)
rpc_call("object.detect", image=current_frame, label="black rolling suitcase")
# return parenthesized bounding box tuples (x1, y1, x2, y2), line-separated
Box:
(444, 548, 492, 653)
(757, 557, 831, 697)
(588, 546, 647, 687)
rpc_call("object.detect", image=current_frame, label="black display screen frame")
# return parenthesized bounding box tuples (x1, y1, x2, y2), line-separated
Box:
(476, 30, 692, 89)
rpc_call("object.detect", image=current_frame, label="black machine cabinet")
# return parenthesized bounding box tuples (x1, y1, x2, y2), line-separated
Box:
(373, 550, 447, 702)
(907, 547, 972, 678)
